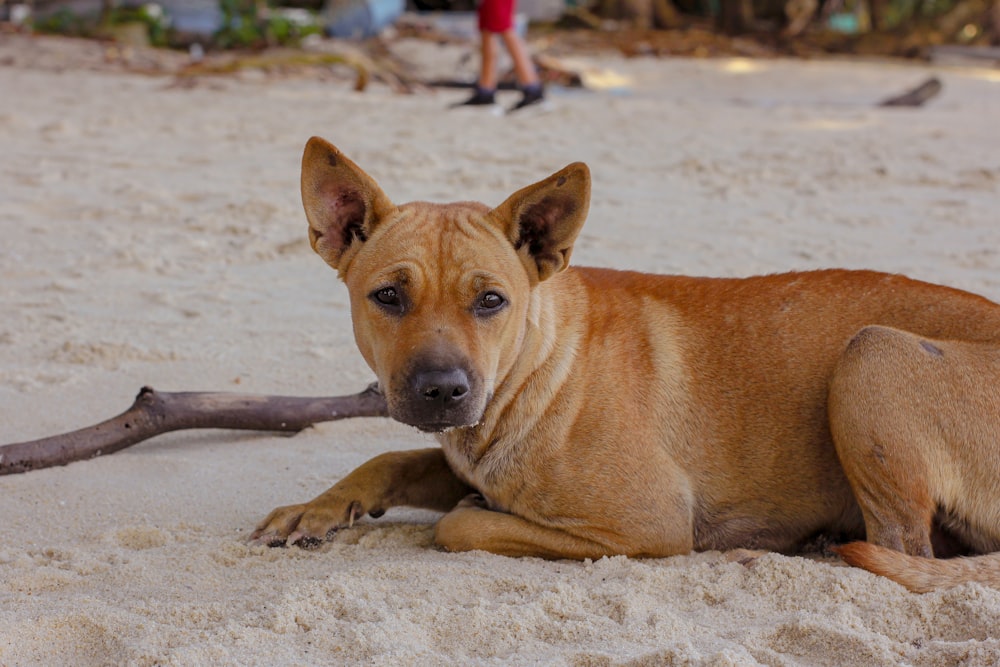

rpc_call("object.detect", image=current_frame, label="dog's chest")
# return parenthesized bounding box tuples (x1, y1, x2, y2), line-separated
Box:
(438, 429, 523, 512)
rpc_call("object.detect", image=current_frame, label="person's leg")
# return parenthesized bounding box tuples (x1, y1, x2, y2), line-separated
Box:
(453, 31, 498, 106)
(479, 31, 500, 91)
(501, 29, 544, 110)
(499, 29, 539, 88)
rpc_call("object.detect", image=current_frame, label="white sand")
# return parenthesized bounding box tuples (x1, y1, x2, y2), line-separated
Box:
(3, 33, 1000, 666)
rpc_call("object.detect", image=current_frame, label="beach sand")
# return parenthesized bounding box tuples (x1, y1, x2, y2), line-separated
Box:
(2, 33, 1000, 665)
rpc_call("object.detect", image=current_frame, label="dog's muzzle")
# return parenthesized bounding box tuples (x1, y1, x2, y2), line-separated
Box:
(390, 364, 485, 432)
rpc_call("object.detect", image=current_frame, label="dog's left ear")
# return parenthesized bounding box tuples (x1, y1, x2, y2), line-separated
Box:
(300, 136, 396, 273)
(490, 162, 591, 283)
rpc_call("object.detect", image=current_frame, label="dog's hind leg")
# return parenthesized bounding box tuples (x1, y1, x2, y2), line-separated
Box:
(827, 326, 1000, 591)
(828, 326, 940, 557)
(251, 448, 473, 547)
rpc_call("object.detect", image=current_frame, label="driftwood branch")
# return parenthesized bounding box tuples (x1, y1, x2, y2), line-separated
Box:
(0, 384, 388, 476)
(879, 77, 943, 107)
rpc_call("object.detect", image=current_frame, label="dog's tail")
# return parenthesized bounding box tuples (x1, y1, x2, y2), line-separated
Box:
(835, 542, 1000, 593)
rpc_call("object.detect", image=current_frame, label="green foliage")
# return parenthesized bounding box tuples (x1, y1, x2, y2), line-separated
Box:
(215, 0, 322, 49)
(33, 7, 90, 36)
(215, 0, 261, 47)
(265, 14, 323, 45)
(33, 3, 169, 46)
(32, 1, 321, 50)
(109, 4, 171, 46)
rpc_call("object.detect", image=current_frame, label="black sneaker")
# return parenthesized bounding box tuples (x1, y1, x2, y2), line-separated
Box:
(452, 87, 496, 108)
(509, 85, 545, 112)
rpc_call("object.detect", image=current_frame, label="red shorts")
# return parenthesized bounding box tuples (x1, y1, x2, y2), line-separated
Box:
(478, 0, 515, 33)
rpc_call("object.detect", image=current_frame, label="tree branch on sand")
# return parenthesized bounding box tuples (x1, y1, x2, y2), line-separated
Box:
(879, 77, 943, 107)
(0, 383, 388, 476)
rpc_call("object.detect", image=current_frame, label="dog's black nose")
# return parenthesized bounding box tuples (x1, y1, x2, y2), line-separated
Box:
(412, 368, 470, 405)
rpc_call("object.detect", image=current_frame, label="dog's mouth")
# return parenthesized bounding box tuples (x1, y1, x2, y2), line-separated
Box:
(394, 407, 485, 434)
(412, 421, 466, 434)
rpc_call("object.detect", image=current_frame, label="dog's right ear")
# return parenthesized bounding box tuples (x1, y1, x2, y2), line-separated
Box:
(300, 137, 396, 272)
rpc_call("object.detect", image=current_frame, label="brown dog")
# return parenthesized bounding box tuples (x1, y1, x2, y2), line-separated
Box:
(251, 136, 1000, 591)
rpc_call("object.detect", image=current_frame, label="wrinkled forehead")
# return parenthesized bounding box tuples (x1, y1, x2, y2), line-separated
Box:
(347, 201, 523, 288)
(393, 200, 493, 240)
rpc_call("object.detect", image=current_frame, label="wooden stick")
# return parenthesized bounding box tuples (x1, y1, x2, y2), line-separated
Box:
(879, 77, 942, 108)
(0, 384, 388, 475)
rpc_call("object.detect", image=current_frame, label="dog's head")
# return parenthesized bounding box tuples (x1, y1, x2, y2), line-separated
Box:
(300, 137, 591, 432)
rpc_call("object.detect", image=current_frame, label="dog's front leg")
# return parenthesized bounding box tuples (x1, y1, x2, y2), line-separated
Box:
(433, 498, 626, 560)
(251, 447, 473, 547)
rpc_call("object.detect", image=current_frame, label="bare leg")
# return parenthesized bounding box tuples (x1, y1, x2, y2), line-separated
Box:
(251, 448, 473, 547)
(478, 31, 500, 90)
(499, 29, 539, 88)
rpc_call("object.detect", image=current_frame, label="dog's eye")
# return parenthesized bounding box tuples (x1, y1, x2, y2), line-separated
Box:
(371, 287, 403, 312)
(375, 287, 398, 304)
(475, 292, 506, 315)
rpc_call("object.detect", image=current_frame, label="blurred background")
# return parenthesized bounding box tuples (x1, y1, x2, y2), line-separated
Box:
(2, 0, 997, 61)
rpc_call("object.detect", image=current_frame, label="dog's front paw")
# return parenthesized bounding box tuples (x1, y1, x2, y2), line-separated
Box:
(249, 498, 368, 548)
